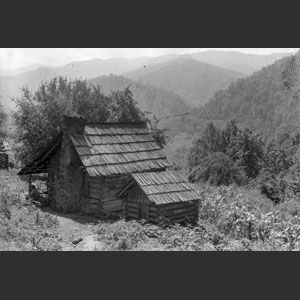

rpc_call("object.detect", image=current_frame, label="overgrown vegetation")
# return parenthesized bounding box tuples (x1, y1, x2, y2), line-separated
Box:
(3, 170, 300, 251)
(187, 120, 263, 185)
(0, 170, 61, 251)
(12, 77, 165, 165)
(91, 186, 300, 251)
(4, 52, 300, 251)
(0, 102, 7, 140)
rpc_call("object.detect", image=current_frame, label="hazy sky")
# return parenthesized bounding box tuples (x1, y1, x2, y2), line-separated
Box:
(0, 48, 298, 70)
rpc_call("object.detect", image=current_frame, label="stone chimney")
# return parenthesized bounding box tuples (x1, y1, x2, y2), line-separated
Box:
(56, 114, 87, 213)
(62, 114, 86, 135)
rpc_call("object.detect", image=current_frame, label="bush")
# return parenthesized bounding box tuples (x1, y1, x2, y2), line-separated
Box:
(188, 152, 247, 186)
(0, 171, 61, 251)
(199, 185, 300, 250)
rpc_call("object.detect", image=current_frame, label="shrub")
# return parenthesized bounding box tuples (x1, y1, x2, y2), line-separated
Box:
(189, 152, 247, 186)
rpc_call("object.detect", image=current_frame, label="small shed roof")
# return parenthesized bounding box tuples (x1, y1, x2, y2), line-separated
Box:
(18, 122, 170, 177)
(119, 171, 201, 205)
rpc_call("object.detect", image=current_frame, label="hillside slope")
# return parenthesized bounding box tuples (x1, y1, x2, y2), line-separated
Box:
(195, 55, 298, 140)
(87, 74, 192, 122)
(124, 58, 245, 107)
(0, 55, 179, 112)
(189, 50, 291, 75)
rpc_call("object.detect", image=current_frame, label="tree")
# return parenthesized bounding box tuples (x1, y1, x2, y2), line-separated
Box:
(188, 152, 246, 186)
(0, 103, 7, 141)
(13, 77, 146, 164)
(186, 122, 223, 171)
(187, 120, 264, 185)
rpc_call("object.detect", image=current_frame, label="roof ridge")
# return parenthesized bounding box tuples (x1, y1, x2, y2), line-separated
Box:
(86, 121, 147, 126)
(139, 180, 188, 186)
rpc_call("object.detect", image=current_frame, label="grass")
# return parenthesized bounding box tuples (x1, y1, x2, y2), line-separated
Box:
(0, 170, 61, 251)
(90, 184, 300, 251)
(2, 170, 300, 251)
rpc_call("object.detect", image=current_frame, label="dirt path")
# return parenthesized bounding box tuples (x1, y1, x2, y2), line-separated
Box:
(47, 211, 105, 251)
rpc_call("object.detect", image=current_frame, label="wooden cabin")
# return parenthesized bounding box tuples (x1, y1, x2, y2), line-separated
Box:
(119, 171, 200, 224)
(18, 115, 170, 218)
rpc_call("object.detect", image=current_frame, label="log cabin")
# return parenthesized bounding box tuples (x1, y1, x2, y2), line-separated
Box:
(118, 171, 200, 224)
(18, 115, 170, 218)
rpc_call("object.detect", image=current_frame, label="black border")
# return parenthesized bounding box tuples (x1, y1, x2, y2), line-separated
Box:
(1, 252, 298, 298)
(1, 1, 298, 296)
(1, 1, 298, 47)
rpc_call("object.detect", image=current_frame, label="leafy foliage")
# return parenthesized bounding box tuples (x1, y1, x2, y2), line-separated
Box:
(187, 120, 264, 185)
(12, 77, 147, 164)
(0, 103, 7, 140)
(199, 186, 300, 250)
(0, 171, 61, 251)
(188, 152, 246, 186)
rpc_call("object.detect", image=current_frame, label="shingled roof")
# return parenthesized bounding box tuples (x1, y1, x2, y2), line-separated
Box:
(17, 133, 62, 175)
(18, 122, 170, 177)
(70, 122, 170, 176)
(119, 171, 200, 205)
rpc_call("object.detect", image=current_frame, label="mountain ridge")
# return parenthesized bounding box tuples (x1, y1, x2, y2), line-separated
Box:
(123, 57, 245, 107)
(0, 50, 293, 112)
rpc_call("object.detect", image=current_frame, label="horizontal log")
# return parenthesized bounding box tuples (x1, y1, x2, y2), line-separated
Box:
(84, 204, 100, 211)
(149, 217, 159, 224)
(160, 209, 196, 218)
(127, 212, 139, 219)
(149, 211, 158, 218)
(86, 186, 102, 193)
(102, 191, 122, 199)
(162, 211, 196, 221)
(127, 207, 139, 214)
(159, 204, 196, 212)
(159, 202, 196, 211)
(85, 177, 101, 184)
(127, 202, 139, 209)
(103, 200, 123, 209)
(84, 191, 101, 200)
(161, 206, 196, 217)
(127, 207, 138, 215)
(149, 206, 158, 213)
(102, 197, 123, 203)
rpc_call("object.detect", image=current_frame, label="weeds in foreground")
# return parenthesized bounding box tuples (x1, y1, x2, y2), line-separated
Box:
(92, 186, 300, 251)
(0, 172, 61, 251)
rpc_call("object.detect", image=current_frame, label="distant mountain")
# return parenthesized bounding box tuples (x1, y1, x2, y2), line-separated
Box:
(0, 50, 292, 112)
(87, 74, 192, 123)
(0, 64, 47, 76)
(0, 67, 59, 111)
(188, 50, 291, 75)
(51, 55, 177, 79)
(124, 57, 245, 107)
(0, 55, 179, 112)
(192, 55, 298, 140)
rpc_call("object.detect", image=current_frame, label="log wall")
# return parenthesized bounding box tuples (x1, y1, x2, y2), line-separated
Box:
(125, 186, 159, 223)
(159, 201, 199, 224)
(81, 174, 102, 217)
(101, 175, 131, 217)
(124, 183, 199, 224)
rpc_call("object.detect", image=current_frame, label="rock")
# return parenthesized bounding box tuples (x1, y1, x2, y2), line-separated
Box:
(202, 243, 216, 251)
(72, 237, 83, 245)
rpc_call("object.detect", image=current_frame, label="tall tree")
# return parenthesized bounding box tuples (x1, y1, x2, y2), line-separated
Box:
(0, 102, 7, 141)
(13, 77, 146, 164)
(187, 120, 264, 185)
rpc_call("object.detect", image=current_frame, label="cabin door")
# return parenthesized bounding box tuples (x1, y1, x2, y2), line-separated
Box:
(140, 197, 149, 221)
